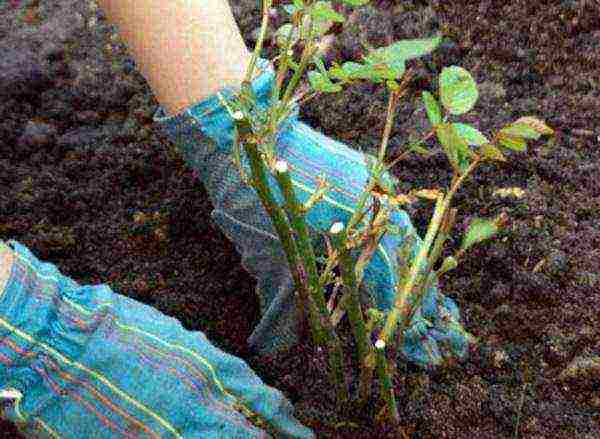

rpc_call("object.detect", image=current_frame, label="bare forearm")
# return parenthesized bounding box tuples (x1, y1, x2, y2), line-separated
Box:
(97, 0, 252, 116)
(0, 242, 14, 296)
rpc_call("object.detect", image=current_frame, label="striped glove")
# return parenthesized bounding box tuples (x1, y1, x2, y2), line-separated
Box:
(153, 57, 476, 369)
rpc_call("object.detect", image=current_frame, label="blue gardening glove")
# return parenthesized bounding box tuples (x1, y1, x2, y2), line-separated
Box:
(0, 240, 313, 438)
(153, 57, 476, 369)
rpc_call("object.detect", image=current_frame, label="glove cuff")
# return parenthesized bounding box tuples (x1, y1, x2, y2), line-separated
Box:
(153, 57, 300, 155)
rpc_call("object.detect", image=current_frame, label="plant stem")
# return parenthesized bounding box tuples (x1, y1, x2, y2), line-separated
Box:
(279, 13, 316, 118)
(425, 207, 457, 275)
(378, 88, 398, 164)
(237, 128, 317, 343)
(380, 158, 481, 345)
(244, 0, 272, 85)
(378, 69, 414, 163)
(375, 340, 399, 425)
(329, 222, 368, 385)
(383, 129, 436, 173)
(273, 160, 348, 403)
(380, 193, 446, 345)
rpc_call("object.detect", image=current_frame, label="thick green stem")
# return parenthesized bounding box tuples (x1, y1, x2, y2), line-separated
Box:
(358, 354, 375, 406)
(238, 130, 316, 342)
(329, 222, 368, 379)
(273, 160, 348, 403)
(375, 340, 399, 425)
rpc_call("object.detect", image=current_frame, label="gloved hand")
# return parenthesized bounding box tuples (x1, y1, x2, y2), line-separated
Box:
(153, 57, 476, 369)
(0, 240, 314, 438)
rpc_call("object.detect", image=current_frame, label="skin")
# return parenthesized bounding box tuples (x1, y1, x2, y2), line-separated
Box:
(0, 243, 14, 297)
(95, 0, 255, 117)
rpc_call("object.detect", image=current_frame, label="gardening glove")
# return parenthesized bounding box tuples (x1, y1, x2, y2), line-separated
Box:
(0, 240, 314, 438)
(153, 57, 476, 370)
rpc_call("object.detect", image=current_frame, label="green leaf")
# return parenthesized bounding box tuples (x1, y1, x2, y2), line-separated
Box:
(495, 117, 553, 155)
(422, 91, 442, 125)
(308, 70, 342, 93)
(368, 60, 405, 82)
(496, 131, 527, 152)
(439, 256, 458, 274)
(435, 124, 458, 172)
(499, 122, 540, 140)
(275, 23, 300, 49)
(452, 123, 489, 146)
(514, 116, 554, 136)
(359, 35, 441, 82)
(303, 9, 336, 37)
(329, 61, 372, 81)
(310, 1, 345, 23)
(460, 215, 505, 252)
(329, 60, 404, 83)
(364, 35, 442, 65)
(409, 142, 430, 156)
(338, 0, 371, 6)
(387, 80, 399, 92)
(480, 143, 507, 162)
(293, 0, 305, 8)
(439, 66, 479, 115)
(314, 56, 329, 77)
(435, 123, 473, 174)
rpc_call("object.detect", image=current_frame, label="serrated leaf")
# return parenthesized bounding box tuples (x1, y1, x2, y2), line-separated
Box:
(310, 1, 345, 23)
(480, 143, 507, 162)
(422, 91, 442, 125)
(452, 123, 489, 146)
(460, 216, 504, 252)
(329, 61, 373, 81)
(500, 122, 541, 140)
(371, 60, 405, 81)
(364, 35, 442, 65)
(308, 70, 342, 93)
(497, 131, 527, 152)
(439, 66, 478, 115)
(435, 123, 473, 174)
(514, 116, 554, 136)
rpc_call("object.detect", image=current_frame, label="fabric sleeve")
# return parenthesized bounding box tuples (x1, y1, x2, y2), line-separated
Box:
(0, 240, 313, 439)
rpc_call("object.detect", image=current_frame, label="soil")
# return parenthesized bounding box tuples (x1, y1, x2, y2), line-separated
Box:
(1, 0, 599, 437)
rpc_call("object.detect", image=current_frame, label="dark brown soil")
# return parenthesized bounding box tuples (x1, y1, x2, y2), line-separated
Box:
(1, 0, 599, 437)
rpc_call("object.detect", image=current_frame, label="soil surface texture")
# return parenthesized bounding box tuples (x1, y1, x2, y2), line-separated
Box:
(1, 0, 598, 437)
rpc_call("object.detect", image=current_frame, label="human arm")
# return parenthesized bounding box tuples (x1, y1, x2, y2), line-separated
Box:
(0, 242, 14, 298)
(96, 0, 253, 117)
(0, 240, 313, 438)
